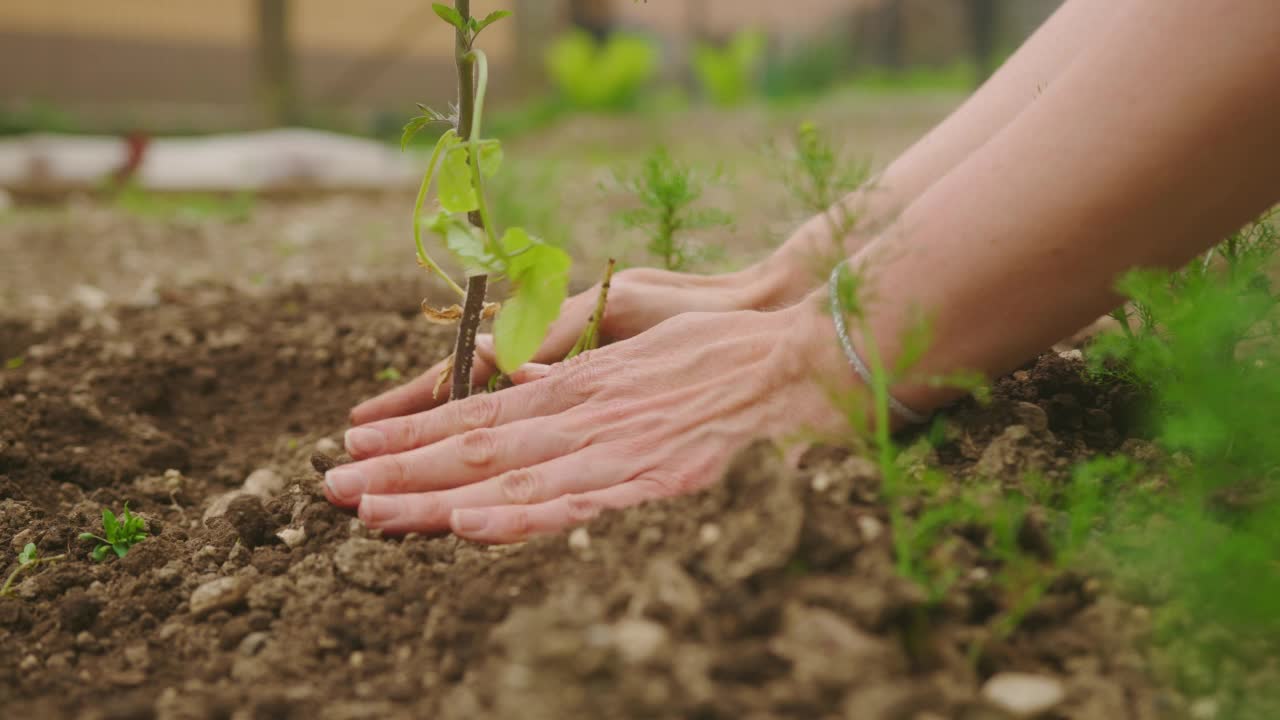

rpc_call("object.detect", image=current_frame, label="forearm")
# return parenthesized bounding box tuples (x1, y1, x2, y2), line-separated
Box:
(839, 0, 1280, 413)
(752, 0, 1125, 306)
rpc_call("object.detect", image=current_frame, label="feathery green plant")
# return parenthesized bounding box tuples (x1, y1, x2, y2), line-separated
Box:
(613, 147, 731, 271)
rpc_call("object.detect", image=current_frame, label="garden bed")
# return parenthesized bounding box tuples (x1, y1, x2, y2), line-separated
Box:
(0, 276, 1166, 719)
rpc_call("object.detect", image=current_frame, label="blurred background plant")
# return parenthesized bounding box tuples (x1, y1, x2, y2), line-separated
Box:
(544, 30, 658, 112)
(692, 30, 766, 107)
(0, 0, 1056, 141)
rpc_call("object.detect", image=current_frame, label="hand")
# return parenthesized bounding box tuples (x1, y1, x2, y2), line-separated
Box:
(325, 296, 855, 543)
(349, 264, 791, 425)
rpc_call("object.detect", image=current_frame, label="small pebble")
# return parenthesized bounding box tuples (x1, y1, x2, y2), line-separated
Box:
(981, 672, 1066, 718)
(1189, 698, 1219, 720)
(238, 632, 269, 657)
(611, 618, 669, 664)
(698, 523, 722, 546)
(277, 527, 307, 548)
(857, 515, 884, 542)
(19, 654, 40, 672)
(315, 437, 341, 456)
(567, 527, 591, 552)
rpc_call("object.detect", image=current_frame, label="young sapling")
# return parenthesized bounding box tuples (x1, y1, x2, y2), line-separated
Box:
(402, 2, 571, 399)
(1, 543, 67, 597)
(566, 258, 617, 359)
(79, 504, 148, 562)
(613, 147, 730, 271)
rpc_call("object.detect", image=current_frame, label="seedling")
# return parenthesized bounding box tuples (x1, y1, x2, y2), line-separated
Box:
(612, 147, 731, 271)
(4, 356, 22, 370)
(402, 2, 571, 399)
(375, 367, 403, 382)
(1, 543, 67, 597)
(79, 504, 148, 561)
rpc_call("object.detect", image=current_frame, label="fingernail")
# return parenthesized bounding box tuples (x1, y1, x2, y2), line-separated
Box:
(452, 509, 488, 533)
(360, 495, 401, 524)
(325, 466, 366, 502)
(345, 427, 386, 456)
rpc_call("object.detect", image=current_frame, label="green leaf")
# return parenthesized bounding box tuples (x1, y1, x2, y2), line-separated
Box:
(431, 3, 466, 32)
(493, 232, 571, 373)
(91, 545, 110, 562)
(113, 543, 129, 559)
(438, 145, 479, 213)
(18, 543, 37, 565)
(102, 508, 118, 540)
(401, 116, 430, 151)
(474, 10, 512, 34)
(444, 221, 496, 274)
(78, 532, 99, 542)
(4, 356, 22, 370)
(478, 140, 503, 178)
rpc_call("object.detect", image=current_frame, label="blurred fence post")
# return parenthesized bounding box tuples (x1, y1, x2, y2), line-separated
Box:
(968, 0, 1000, 84)
(256, 0, 298, 127)
(515, 0, 563, 93)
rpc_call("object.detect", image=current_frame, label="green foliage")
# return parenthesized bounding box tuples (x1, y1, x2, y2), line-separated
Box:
(112, 187, 255, 223)
(692, 30, 767, 107)
(849, 63, 978, 94)
(78, 504, 148, 562)
(1081, 213, 1280, 715)
(760, 36, 850, 101)
(375, 367, 402, 382)
(406, 7, 571, 377)
(493, 229, 571, 373)
(4, 357, 23, 370)
(612, 147, 731, 271)
(776, 121, 872, 218)
(545, 31, 658, 111)
(430, 4, 509, 44)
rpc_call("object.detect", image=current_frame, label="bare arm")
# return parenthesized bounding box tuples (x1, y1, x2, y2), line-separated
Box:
(761, 0, 1128, 299)
(803, 0, 1280, 414)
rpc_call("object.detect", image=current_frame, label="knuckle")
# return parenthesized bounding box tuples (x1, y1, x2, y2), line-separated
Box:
(506, 509, 532, 539)
(369, 454, 411, 493)
(562, 494, 599, 524)
(457, 428, 498, 467)
(634, 470, 699, 499)
(498, 468, 541, 505)
(456, 394, 500, 431)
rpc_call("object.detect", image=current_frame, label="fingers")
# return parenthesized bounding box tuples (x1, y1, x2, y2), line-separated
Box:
(349, 346, 497, 426)
(353, 443, 628, 534)
(447, 479, 669, 544)
(345, 374, 570, 460)
(326, 407, 586, 507)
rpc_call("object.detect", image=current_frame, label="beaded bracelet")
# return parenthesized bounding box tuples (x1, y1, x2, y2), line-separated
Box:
(827, 263, 930, 425)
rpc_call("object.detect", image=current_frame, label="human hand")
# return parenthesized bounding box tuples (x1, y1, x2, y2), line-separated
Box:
(349, 264, 790, 425)
(326, 297, 855, 543)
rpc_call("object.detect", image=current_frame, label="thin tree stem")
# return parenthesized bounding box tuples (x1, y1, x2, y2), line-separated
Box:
(450, 0, 487, 401)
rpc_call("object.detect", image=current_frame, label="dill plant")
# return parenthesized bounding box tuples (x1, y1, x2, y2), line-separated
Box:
(612, 147, 731, 271)
(1082, 212, 1280, 718)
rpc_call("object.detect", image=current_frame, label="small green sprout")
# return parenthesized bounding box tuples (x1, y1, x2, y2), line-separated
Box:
(4, 356, 23, 370)
(79, 504, 148, 562)
(375, 367, 403, 382)
(1, 543, 67, 597)
(613, 147, 731, 271)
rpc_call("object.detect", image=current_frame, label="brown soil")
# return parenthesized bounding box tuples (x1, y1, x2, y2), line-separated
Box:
(0, 273, 1172, 720)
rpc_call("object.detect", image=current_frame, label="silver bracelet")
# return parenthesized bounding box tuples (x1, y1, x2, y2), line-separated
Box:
(828, 263, 930, 425)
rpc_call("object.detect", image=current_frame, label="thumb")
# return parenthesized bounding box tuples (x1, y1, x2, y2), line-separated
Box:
(508, 363, 553, 385)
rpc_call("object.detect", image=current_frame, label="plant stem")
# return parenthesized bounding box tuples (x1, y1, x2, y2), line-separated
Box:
(413, 132, 466, 297)
(1, 555, 66, 597)
(449, 0, 486, 401)
(567, 258, 617, 358)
